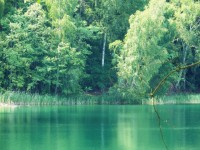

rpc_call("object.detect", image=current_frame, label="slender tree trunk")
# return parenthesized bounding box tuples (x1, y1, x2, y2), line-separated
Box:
(192, 48, 197, 86)
(182, 44, 189, 91)
(55, 48, 60, 95)
(55, 0, 61, 95)
(102, 33, 106, 67)
(55, 43, 60, 94)
(176, 42, 188, 91)
(48, 83, 51, 94)
(95, 0, 97, 8)
(101, 33, 107, 93)
(79, 0, 85, 17)
(55, 69, 59, 94)
(0, 0, 4, 19)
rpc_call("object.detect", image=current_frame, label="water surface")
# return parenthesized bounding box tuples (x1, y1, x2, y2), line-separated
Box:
(0, 105, 200, 150)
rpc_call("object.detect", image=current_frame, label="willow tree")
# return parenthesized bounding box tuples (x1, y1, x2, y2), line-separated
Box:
(114, 0, 174, 101)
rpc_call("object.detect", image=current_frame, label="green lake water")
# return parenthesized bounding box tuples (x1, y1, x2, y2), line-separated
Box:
(0, 105, 200, 150)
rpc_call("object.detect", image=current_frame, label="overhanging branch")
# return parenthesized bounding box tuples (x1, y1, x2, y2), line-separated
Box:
(150, 61, 200, 98)
(149, 61, 200, 150)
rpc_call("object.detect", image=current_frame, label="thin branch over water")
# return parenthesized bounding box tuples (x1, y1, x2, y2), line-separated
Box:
(150, 61, 200, 150)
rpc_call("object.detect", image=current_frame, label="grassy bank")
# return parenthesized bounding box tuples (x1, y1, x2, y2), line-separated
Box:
(0, 91, 129, 106)
(1, 91, 200, 106)
(144, 94, 200, 105)
(0, 91, 98, 105)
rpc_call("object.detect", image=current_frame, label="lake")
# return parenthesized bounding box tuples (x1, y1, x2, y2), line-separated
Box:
(0, 105, 200, 150)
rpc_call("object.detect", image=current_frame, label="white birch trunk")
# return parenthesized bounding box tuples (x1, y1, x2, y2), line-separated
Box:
(102, 33, 106, 67)
(95, 0, 97, 7)
(176, 42, 188, 90)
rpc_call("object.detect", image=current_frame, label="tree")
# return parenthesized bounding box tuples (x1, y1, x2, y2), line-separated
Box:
(1, 3, 51, 92)
(99, 0, 149, 42)
(171, 0, 200, 91)
(113, 0, 177, 101)
(43, 0, 91, 94)
(78, 0, 149, 92)
(2, 1, 91, 95)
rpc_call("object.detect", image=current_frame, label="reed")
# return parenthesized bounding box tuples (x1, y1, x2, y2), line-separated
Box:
(150, 94, 200, 104)
(0, 91, 124, 106)
(0, 90, 138, 106)
(2, 91, 198, 106)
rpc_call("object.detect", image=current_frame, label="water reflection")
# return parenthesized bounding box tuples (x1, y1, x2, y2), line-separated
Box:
(0, 105, 200, 150)
(158, 105, 200, 150)
(117, 109, 138, 150)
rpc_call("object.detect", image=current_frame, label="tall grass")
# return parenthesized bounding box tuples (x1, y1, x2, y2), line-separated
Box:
(1, 91, 199, 106)
(150, 94, 200, 104)
(0, 91, 98, 105)
(0, 91, 128, 106)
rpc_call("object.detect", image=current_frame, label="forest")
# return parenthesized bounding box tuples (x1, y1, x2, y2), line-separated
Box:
(0, 0, 199, 103)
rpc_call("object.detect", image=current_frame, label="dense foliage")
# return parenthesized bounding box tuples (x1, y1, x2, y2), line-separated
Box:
(111, 0, 200, 101)
(0, 0, 199, 102)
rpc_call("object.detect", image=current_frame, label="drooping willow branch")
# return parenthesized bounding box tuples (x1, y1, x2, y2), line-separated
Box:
(149, 61, 200, 150)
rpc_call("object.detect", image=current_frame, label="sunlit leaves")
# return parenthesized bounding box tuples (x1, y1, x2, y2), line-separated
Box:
(115, 0, 172, 99)
(174, 0, 200, 46)
(113, 0, 200, 98)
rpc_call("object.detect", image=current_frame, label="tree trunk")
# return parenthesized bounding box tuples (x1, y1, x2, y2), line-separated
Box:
(102, 33, 106, 67)
(79, 0, 85, 17)
(0, 0, 4, 19)
(95, 0, 97, 8)
(182, 44, 189, 91)
(55, 51, 60, 95)
(176, 42, 188, 91)
(55, 71, 59, 94)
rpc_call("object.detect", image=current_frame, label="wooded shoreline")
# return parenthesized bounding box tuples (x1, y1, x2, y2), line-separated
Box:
(0, 1, 199, 102)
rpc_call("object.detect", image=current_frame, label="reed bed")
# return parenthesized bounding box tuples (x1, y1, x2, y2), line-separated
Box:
(0, 91, 126, 106)
(1, 91, 199, 106)
(144, 94, 200, 105)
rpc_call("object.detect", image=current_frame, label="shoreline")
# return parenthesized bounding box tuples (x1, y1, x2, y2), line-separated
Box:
(0, 102, 18, 108)
(143, 101, 200, 105)
(1, 101, 200, 108)
(1, 91, 200, 107)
